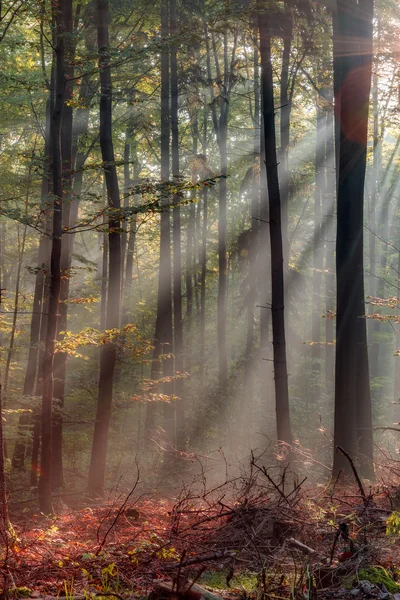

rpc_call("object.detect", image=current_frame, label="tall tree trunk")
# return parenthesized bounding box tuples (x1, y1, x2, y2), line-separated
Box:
(12, 94, 53, 471)
(87, 0, 122, 497)
(311, 97, 325, 406)
(39, 0, 67, 514)
(51, 0, 74, 490)
(324, 105, 335, 395)
(3, 224, 27, 405)
(259, 12, 292, 446)
(145, 0, 174, 449)
(171, 0, 184, 451)
(199, 108, 208, 388)
(279, 4, 292, 264)
(0, 238, 9, 540)
(216, 34, 228, 387)
(332, 0, 374, 477)
(369, 68, 380, 379)
(244, 39, 260, 394)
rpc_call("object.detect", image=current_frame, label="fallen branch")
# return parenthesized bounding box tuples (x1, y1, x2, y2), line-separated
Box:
(336, 446, 368, 507)
(96, 461, 140, 555)
(287, 537, 316, 556)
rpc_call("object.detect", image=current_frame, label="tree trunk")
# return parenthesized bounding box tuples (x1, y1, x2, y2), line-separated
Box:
(244, 39, 260, 395)
(171, 0, 185, 451)
(199, 108, 208, 388)
(87, 0, 122, 497)
(332, 0, 374, 477)
(324, 105, 335, 396)
(51, 0, 74, 490)
(279, 4, 292, 264)
(12, 94, 53, 471)
(311, 98, 325, 406)
(145, 0, 174, 449)
(39, 0, 67, 514)
(369, 68, 380, 379)
(259, 12, 292, 446)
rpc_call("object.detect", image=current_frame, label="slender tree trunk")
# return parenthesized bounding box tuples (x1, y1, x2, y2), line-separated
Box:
(325, 105, 335, 395)
(31, 269, 50, 487)
(332, 0, 374, 477)
(185, 128, 197, 376)
(217, 95, 228, 387)
(259, 12, 292, 446)
(12, 94, 53, 471)
(369, 68, 380, 379)
(87, 0, 122, 497)
(279, 5, 292, 264)
(0, 242, 9, 540)
(145, 0, 174, 448)
(199, 109, 208, 388)
(4, 223, 28, 402)
(311, 98, 325, 405)
(0, 373, 9, 541)
(171, 0, 184, 451)
(123, 155, 139, 325)
(39, 0, 67, 514)
(244, 40, 260, 393)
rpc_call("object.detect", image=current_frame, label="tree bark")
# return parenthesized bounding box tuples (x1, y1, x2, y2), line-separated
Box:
(39, 0, 67, 514)
(259, 12, 292, 446)
(87, 0, 122, 497)
(332, 0, 374, 477)
(51, 0, 74, 490)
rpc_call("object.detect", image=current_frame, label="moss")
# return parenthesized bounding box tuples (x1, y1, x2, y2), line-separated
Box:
(13, 587, 32, 597)
(199, 570, 258, 592)
(346, 567, 400, 593)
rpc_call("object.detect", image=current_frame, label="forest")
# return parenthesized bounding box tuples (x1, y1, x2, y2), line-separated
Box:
(0, 0, 400, 597)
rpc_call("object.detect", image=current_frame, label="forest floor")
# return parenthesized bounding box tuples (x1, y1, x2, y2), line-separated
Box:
(4, 460, 400, 600)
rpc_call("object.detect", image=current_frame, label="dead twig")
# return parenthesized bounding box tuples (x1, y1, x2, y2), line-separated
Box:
(96, 460, 140, 555)
(336, 446, 368, 507)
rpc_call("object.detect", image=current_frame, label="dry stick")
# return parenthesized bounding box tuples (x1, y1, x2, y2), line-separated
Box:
(287, 538, 316, 556)
(336, 446, 368, 506)
(96, 463, 140, 555)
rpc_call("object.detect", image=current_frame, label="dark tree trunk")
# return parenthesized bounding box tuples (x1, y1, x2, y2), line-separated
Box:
(144, 0, 173, 448)
(51, 0, 73, 490)
(87, 0, 122, 497)
(332, 0, 374, 477)
(39, 0, 67, 514)
(279, 5, 292, 264)
(259, 12, 292, 446)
